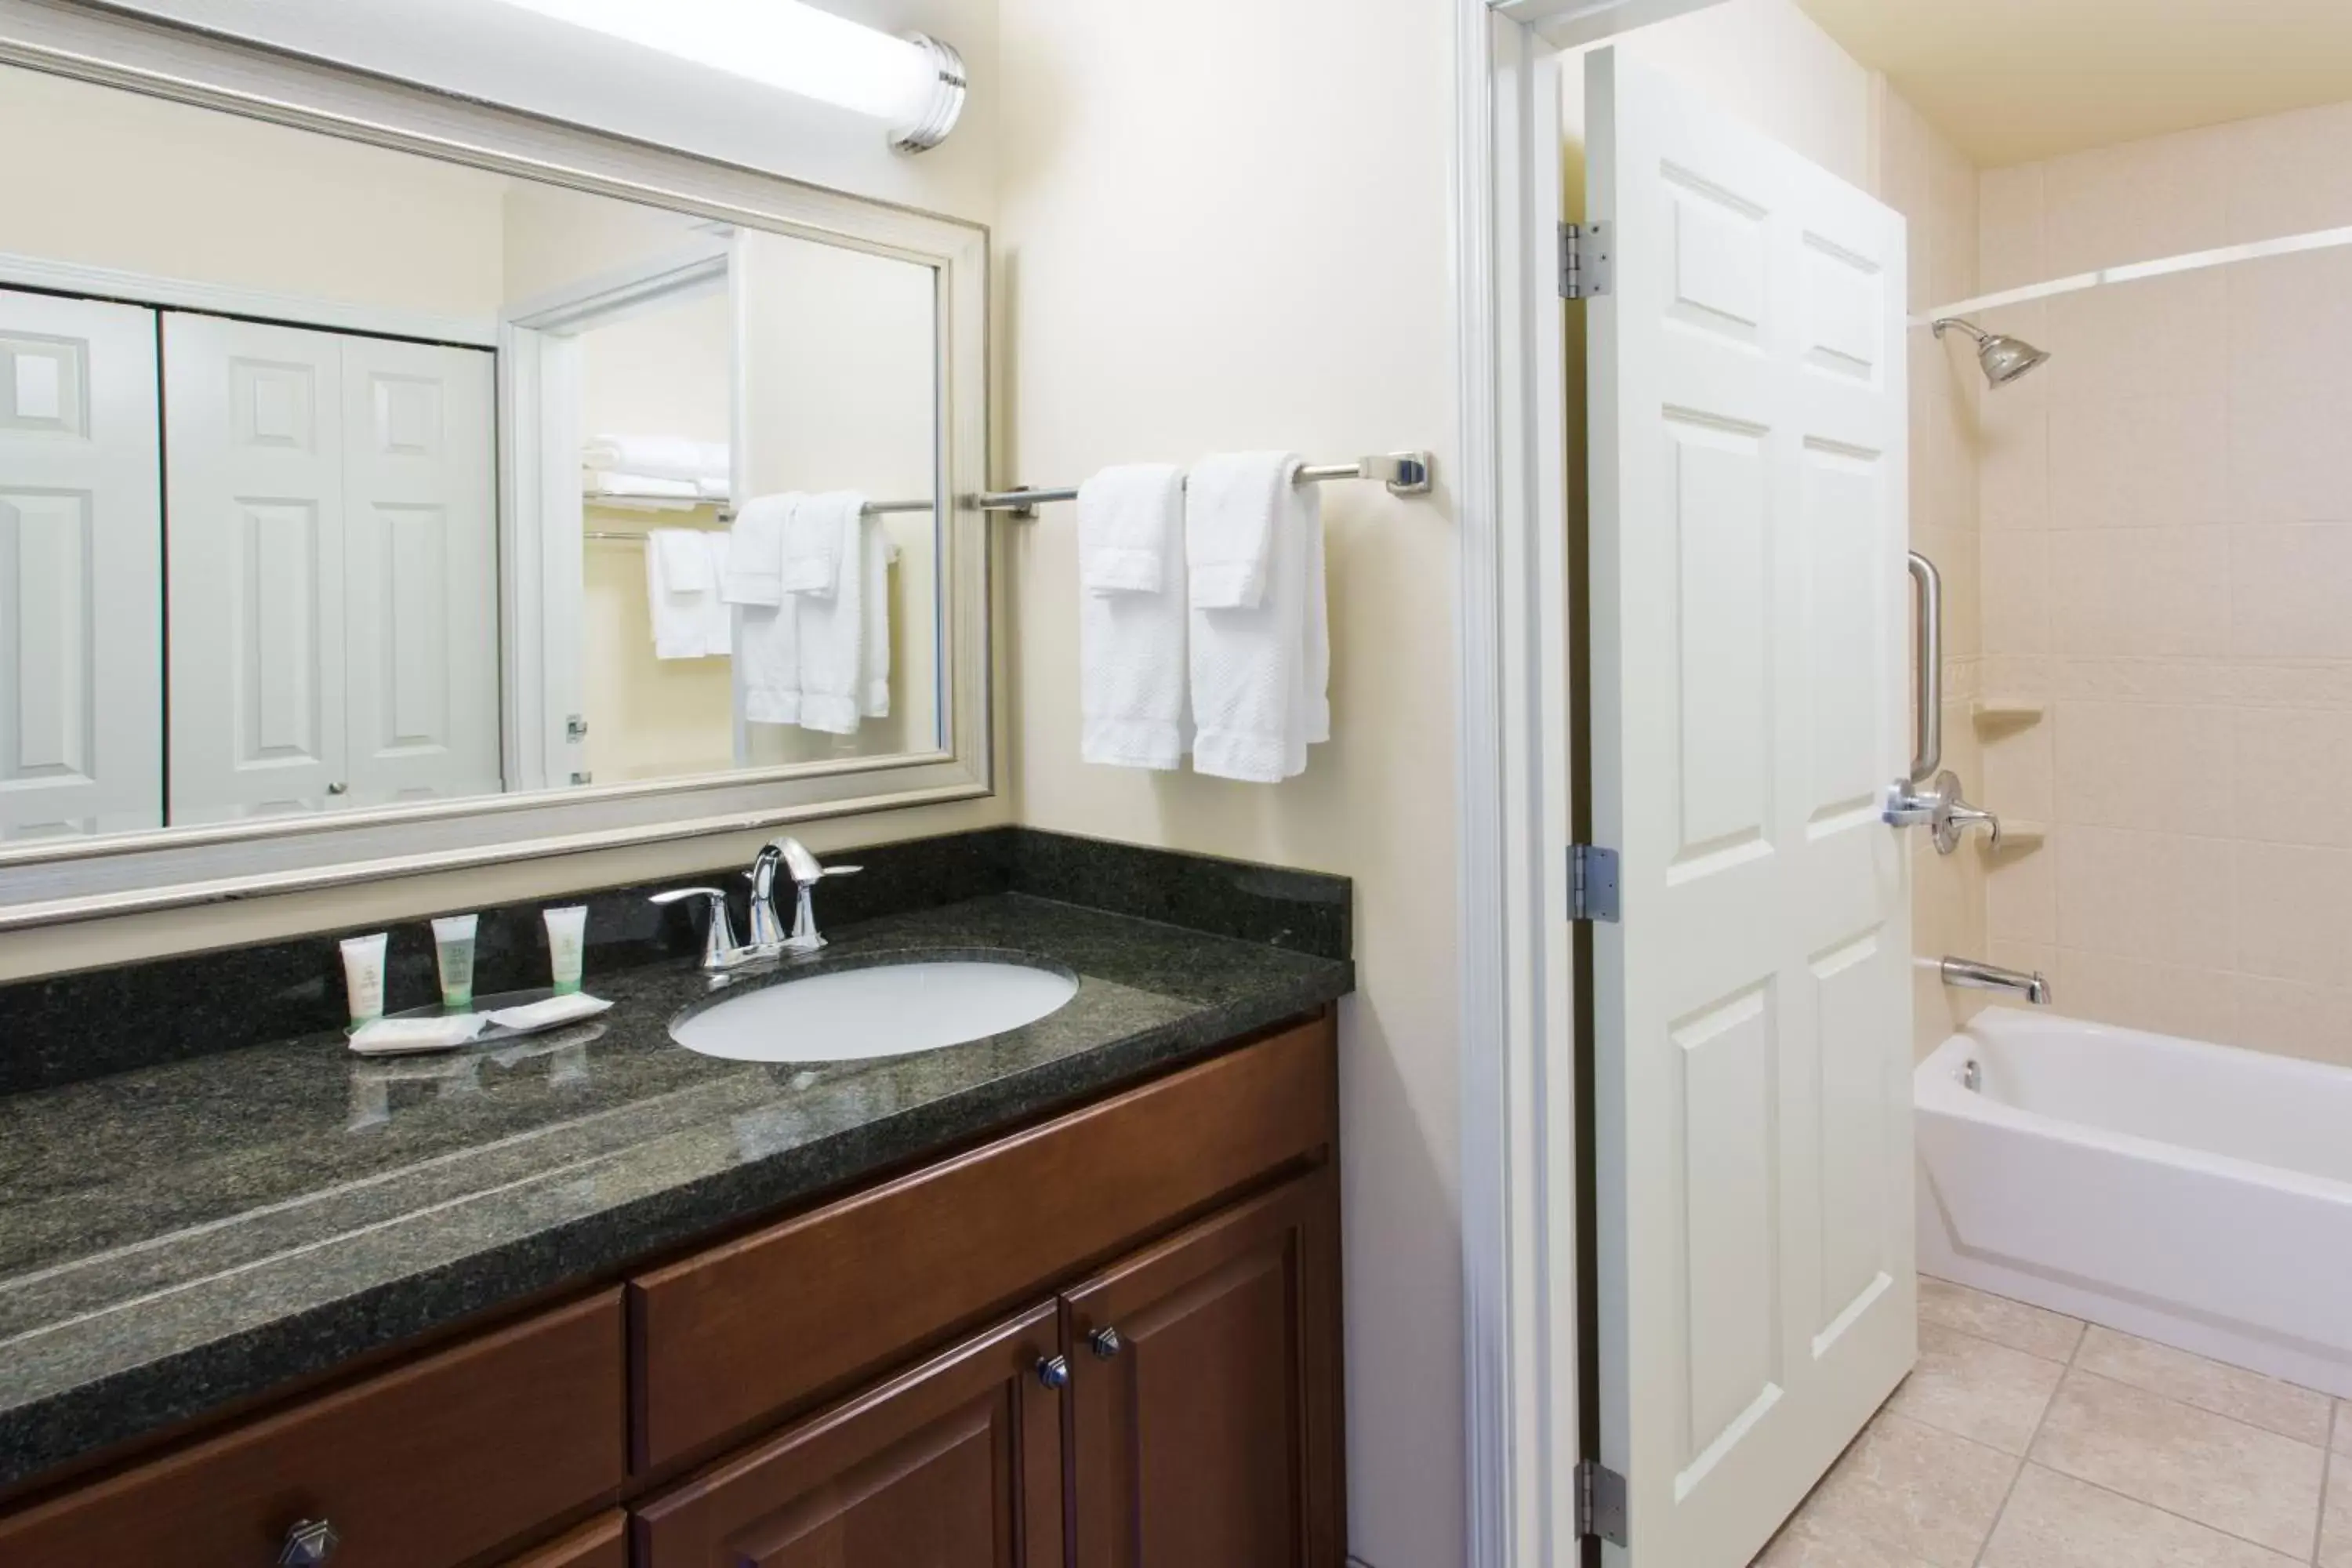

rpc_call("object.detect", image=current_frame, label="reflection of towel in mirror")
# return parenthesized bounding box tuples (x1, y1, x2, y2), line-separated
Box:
(725, 493, 800, 718)
(782, 492, 858, 596)
(583, 435, 729, 488)
(644, 528, 731, 659)
(793, 496, 889, 734)
(721, 493, 795, 608)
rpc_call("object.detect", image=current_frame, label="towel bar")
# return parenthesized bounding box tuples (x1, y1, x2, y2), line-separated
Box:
(974, 450, 1436, 517)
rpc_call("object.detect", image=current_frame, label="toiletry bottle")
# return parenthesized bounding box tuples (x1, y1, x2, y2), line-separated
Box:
(545, 906, 588, 995)
(433, 914, 480, 1011)
(340, 933, 389, 1025)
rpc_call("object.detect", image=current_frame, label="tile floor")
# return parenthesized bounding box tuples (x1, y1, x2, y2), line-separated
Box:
(1752, 1276, 2352, 1567)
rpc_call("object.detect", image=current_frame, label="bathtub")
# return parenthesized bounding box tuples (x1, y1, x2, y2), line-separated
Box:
(1917, 1008, 2352, 1396)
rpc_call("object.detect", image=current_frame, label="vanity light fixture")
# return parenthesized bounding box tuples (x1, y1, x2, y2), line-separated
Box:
(490, 0, 966, 151)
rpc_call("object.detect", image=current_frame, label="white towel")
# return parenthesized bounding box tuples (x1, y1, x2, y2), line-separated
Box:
(582, 435, 730, 486)
(861, 516, 891, 719)
(1078, 464, 1188, 768)
(644, 528, 728, 660)
(698, 533, 734, 656)
(783, 492, 862, 597)
(1188, 453, 1327, 782)
(722, 493, 796, 608)
(586, 470, 697, 511)
(797, 505, 874, 735)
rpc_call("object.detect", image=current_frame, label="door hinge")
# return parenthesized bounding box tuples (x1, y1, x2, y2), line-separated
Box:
(565, 713, 590, 743)
(1569, 844, 1621, 923)
(1560, 221, 1612, 299)
(1576, 1459, 1629, 1547)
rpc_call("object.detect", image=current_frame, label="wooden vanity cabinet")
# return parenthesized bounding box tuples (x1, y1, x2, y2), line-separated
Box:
(503, 1512, 630, 1568)
(632, 1304, 1067, 1568)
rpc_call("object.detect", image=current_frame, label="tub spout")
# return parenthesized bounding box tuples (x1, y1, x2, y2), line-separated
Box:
(1941, 956, 2052, 1006)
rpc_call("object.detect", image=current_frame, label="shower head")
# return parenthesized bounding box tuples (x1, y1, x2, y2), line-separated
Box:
(1932, 317, 2050, 387)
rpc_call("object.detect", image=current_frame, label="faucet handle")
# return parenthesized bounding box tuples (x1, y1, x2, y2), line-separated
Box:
(649, 887, 740, 971)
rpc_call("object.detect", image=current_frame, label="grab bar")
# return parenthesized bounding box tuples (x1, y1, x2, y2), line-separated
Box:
(1907, 550, 1942, 782)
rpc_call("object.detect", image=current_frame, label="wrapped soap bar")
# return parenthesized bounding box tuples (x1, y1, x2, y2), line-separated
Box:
(349, 1013, 488, 1056)
(486, 993, 614, 1036)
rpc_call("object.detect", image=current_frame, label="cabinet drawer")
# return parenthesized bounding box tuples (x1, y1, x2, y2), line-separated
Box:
(0, 1290, 625, 1568)
(632, 1014, 1335, 1469)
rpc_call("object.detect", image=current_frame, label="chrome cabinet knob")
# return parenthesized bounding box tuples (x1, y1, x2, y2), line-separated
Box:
(1036, 1354, 1072, 1390)
(279, 1519, 339, 1566)
(1088, 1326, 1123, 1359)
(325, 782, 348, 797)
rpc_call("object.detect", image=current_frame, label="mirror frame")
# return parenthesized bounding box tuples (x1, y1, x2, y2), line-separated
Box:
(0, 0, 994, 931)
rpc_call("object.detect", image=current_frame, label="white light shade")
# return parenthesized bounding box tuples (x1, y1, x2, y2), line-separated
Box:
(494, 0, 946, 128)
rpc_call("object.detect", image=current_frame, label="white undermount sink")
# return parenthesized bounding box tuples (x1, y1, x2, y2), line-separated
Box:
(670, 959, 1080, 1064)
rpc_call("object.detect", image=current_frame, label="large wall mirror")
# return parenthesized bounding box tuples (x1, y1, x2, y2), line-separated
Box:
(0, 3, 990, 927)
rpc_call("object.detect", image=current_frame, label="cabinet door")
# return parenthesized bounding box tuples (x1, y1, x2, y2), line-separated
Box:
(1065, 1171, 1345, 1568)
(0, 289, 163, 841)
(163, 311, 347, 822)
(504, 1512, 627, 1568)
(634, 1302, 1065, 1568)
(339, 335, 500, 808)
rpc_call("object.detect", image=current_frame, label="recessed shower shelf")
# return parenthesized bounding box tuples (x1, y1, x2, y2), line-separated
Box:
(1981, 821, 2046, 859)
(1972, 699, 2046, 737)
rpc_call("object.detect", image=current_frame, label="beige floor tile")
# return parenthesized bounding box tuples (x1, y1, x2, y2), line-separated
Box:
(1787, 1410, 2017, 1568)
(2338, 1400, 2351, 1456)
(1750, 1510, 1939, 1568)
(1982, 1464, 2303, 1567)
(2031, 1370, 2325, 1556)
(1918, 1276, 2084, 1363)
(2074, 1325, 2334, 1445)
(1883, 1323, 2066, 1454)
(2325, 1446, 2352, 1568)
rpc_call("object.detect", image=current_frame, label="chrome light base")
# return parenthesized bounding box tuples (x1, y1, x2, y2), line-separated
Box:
(891, 34, 966, 153)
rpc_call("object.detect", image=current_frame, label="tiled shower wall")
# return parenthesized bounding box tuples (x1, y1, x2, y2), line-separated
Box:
(1970, 100, 2352, 1065)
(1877, 87, 1987, 1060)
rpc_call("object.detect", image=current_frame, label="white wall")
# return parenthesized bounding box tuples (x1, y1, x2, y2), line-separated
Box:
(993, 1, 1458, 1562)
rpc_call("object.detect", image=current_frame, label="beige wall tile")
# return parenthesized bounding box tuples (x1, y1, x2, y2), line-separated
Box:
(2042, 128, 2232, 276)
(1886, 1323, 2066, 1455)
(2046, 394, 2227, 532)
(1981, 721, 2051, 822)
(2051, 949, 2238, 1044)
(2047, 527, 2230, 659)
(2226, 249, 2352, 397)
(2050, 824, 2231, 960)
(2075, 1326, 2333, 1446)
(2232, 526, 2352, 656)
(2227, 386, 2352, 526)
(1977, 399, 2047, 533)
(2052, 702, 2233, 833)
(1791, 1411, 2018, 1568)
(1983, 1464, 2303, 1568)
(2031, 1370, 2326, 1556)
(2235, 707, 2352, 850)
(2045, 271, 2227, 408)
(1985, 848, 2056, 949)
(1980, 534, 2048, 655)
(2232, 975, 2352, 1069)
(1918, 1276, 2084, 1363)
(1977, 163, 2045, 296)
(1986, 938, 2058, 989)
(2233, 842, 2352, 985)
(2228, 99, 2352, 243)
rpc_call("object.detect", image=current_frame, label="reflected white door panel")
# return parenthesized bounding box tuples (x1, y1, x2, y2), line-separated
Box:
(0, 289, 163, 841)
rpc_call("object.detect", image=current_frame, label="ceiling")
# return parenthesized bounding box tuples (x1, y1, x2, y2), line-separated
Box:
(1797, 0, 2352, 166)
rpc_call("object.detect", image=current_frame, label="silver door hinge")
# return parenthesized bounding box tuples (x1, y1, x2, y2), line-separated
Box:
(1570, 844, 1621, 923)
(1576, 1459, 1628, 1546)
(1561, 221, 1612, 299)
(566, 713, 590, 743)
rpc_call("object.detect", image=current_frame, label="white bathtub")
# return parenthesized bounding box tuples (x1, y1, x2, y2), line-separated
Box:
(1917, 1008, 2352, 1396)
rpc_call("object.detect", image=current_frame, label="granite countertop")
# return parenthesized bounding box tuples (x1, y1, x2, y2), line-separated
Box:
(0, 891, 1350, 1489)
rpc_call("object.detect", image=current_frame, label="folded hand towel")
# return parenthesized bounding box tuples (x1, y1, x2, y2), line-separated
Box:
(582, 435, 730, 486)
(645, 527, 728, 660)
(721, 492, 797, 608)
(586, 470, 697, 512)
(796, 502, 873, 735)
(1185, 451, 1290, 608)
(698, 533, 735, 656)
(861, 512, 892, 720)
(1188, 453, 1327, 782)
(1078, 464, 1188, 768)
(783, 492, 862, 597)
(738, 597, 800, 724)
(1080, 463, 1185, 594)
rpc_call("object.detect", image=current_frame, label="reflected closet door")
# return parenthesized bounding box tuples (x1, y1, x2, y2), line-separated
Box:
(164, 313, 347, 823)
(0, 289, 162, 841)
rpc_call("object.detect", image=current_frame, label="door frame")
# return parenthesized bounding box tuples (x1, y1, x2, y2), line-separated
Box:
(1450, 4, 1729, 1565)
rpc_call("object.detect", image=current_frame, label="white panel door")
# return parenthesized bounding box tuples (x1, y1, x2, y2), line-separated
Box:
(1584, 48, 1913, 1567)
(165, 313, 347, 822)
(339, 336, 499, 806)
(0, 290, 163, 841)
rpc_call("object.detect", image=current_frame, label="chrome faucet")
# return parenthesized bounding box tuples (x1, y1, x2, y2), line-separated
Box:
(652, 837, 862, 972)
(1884, 771, 2002, 855)
(1940, 956, 2052, 1007)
